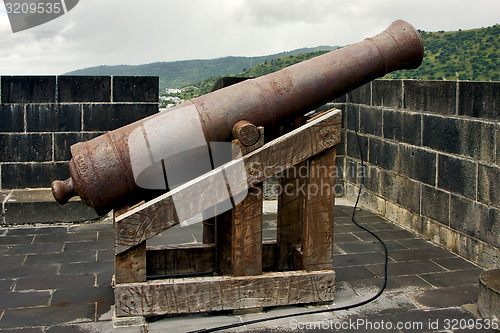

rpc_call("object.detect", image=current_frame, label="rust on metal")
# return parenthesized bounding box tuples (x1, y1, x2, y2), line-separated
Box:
(51, 20, 424, 215)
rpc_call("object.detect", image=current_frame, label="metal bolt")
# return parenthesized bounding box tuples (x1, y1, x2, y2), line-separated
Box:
(128, 229, 134, 235)
(120, 229, 125, 234)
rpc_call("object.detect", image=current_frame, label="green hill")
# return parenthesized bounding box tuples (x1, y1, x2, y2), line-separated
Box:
(384, 24, 500, 81)
(64, 46, 337, 91)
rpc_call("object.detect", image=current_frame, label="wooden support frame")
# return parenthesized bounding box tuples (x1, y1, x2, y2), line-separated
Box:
(113, 109, 341, 319)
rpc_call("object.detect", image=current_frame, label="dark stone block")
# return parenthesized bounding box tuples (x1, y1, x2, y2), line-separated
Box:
(372, 80, 403, 108)
(4, 200, 98, 224)
(1, 76, 56, 103)
(0, 104, 24, 132)
(486, 208, 500, 248)
(383, 109, 421, 146)
(380, 170, 420, 213)
(57, 76, 111, 102)
(53, 132, 103, 161)
(478, 164, 500, 209)
(404, 80, 456, 115)
(346, 103, 359, 131)
(344, 157, 358, 184)
(458, 81, 500, 121)
(1, 162, 69, 189)
(359, 105, 382, 136)
(423, 115, 495, 163)
(363, 164, 380, 194)
(112, 76, 159, 102)
(337, 130, 346, 155)
(450, 194, 489, 242)
(368, 137, 398, 171)
(0, 134, 52, 162)
(421, 185, 450, 224)
(437, 154, 477, 199)
(346, 131, 368, 161)
(26, 104, 81, 132)
(347, 82, 371, 105)
(82, 103, 158, 131)
(335, 155, 344, 181)
(398, 145, 436, 186)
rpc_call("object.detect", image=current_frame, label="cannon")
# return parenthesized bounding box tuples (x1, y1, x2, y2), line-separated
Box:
(52, 19, 424, 215)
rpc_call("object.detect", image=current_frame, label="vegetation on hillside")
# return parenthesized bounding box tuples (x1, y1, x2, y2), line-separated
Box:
(384, 24, 500, 81)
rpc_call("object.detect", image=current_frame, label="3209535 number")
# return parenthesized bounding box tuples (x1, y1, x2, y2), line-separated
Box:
(5, 2, 62, 15)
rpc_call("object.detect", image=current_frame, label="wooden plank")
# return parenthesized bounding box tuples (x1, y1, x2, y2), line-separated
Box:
(115, 242, 147, 284)
(115, 109, 341, 254)
(302, 147, 336, 271)
(114, 208, 147, 284)
(277, 162, 306, 270)
(146, 243, 215, 277)
(115, 270, 335, 316)
(216, 183, 263, 276)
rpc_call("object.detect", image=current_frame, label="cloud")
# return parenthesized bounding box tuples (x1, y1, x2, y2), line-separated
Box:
(0, 0, 498, 75)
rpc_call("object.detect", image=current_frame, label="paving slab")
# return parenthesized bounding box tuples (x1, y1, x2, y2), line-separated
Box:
(0, 254, 26, 267)
(418, 269, 485, 288)
(59, 260, 114, 275)
(0, 303, 96, 328)
(413, 284, 479, 308)
(24, 250, 97, 265)
(63, 239, 113, 252)
(15, 274, 96, 291)
(32, 231, 98, 243)
(5, 242, 64, 255)
(2, 263, 59, 280)
(431, 257, 480, 271)
(0, 290, 51, 309)
(366, 260, 447, 277)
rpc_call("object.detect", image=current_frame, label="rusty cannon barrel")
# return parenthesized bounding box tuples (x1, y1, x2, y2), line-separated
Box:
(52, 19, 424, 215)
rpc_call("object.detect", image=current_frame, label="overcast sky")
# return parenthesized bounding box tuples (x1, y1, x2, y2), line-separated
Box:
(0, 0, 498, 75)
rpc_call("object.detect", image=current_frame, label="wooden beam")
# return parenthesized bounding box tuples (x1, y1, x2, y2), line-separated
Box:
(115, 270, 335, 316)
(146, 243, 215, 277)
(277, 161, 306, 270)
(216, 183, 263, 276)
(302, 147, 336, 271)
(115, 109, 341, 254)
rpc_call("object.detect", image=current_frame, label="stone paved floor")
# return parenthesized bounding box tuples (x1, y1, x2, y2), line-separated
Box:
(0, 200, 496, 332)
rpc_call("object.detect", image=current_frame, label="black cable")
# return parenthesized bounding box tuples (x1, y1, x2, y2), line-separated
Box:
(191, 117, 389, 333)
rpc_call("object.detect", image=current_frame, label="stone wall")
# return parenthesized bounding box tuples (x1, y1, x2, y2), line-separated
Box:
(0, 76, 158, 189)
(331, 80, 499, 269)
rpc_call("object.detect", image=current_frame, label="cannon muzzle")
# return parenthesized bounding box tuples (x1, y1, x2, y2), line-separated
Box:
(52, 19, 424, 215)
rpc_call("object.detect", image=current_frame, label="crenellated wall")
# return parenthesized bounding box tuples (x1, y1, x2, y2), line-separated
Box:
(330, 79, 499, 269)
(0, 76, 158, 189)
